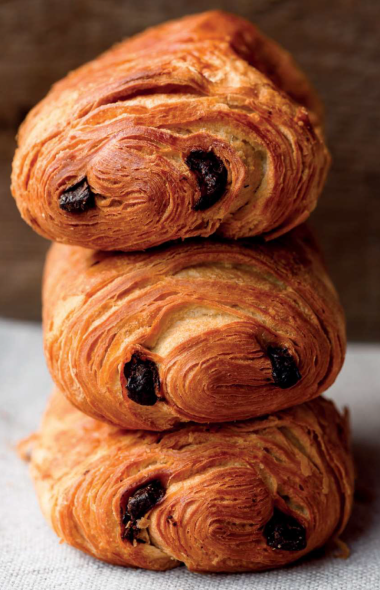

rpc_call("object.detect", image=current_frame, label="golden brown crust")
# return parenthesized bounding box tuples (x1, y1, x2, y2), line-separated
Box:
(11, 11, 330, 251)
(43, 226, 346, 430)
(27, 390, 354, 572)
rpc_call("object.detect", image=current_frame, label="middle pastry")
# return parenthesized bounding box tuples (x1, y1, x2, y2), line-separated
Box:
(43, 226, 345, 430)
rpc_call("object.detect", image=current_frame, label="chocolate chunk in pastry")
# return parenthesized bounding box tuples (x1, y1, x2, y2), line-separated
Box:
(122, 480, 165, 541)
(185, 150, 228, 210)
(264, 508, 307, 551)
(24, 391, 354, 572)
(124, 354, 160, 406)
(12, 11, 330, 251)
(59, 178, 95, 213)
(42, 225, 346, 431)
(267, 346, 301, 389)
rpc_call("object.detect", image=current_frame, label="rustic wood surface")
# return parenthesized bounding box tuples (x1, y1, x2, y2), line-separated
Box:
(0, 0, 379, 340)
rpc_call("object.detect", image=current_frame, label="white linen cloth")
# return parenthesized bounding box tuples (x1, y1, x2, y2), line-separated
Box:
(0, 319, 379, 589)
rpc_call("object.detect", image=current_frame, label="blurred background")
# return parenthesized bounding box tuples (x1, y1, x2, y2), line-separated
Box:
(0, 0, 379, 340)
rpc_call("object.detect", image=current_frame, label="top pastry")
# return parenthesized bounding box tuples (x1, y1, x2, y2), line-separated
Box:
(11, 11, 330, 251)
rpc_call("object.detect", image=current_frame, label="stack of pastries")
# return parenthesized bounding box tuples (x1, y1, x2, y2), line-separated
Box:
(13, 11, 354, 574)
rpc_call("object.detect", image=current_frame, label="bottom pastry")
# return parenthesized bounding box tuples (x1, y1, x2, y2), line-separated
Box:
(21, 390, 354, 573)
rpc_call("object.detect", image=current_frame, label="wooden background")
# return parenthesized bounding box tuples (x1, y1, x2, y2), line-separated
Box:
(0, 0, 379, 340)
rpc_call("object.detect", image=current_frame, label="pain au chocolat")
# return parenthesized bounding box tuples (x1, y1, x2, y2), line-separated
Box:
(12, 11, 330, 251)
(22, 391, 354, 572)
(42, 226, 345, 431)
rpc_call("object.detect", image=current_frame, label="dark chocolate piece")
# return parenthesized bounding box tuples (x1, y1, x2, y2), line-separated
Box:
(264, 508, 307, 551)
(185, 149, 228, 211)
(124, 353, 160, 406)
(267, 346, 301, 389)
(122, 480, 165, 542)
(59, 178, 95, 213)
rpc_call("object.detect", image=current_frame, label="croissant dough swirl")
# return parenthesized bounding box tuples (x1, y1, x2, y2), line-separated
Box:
(43, 226, 346, 431)
(12, 11, 330, 251)
(23, 391, 354, 572)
